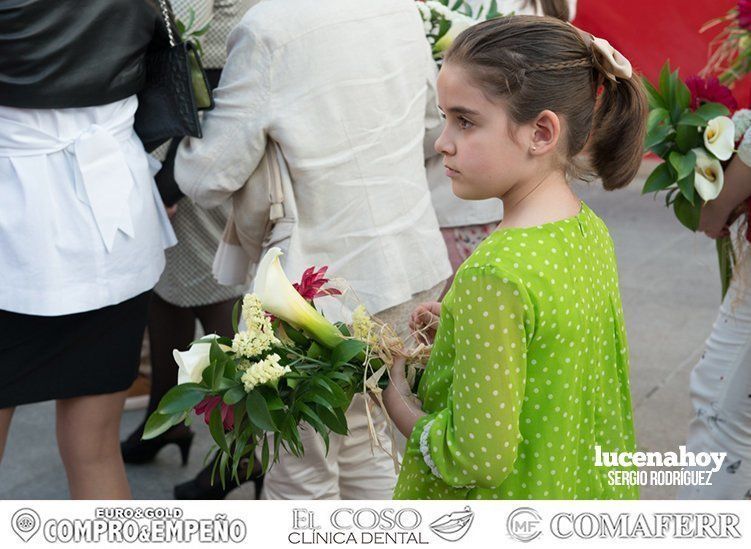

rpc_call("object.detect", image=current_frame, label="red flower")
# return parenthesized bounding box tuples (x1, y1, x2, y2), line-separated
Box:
(194, 395, 235, 431)
(739, 0, 751, 31)
(685, 76, 738, 112)
(292, 265, 342, 301)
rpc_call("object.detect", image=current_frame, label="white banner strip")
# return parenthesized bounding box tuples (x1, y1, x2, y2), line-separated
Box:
(1, 500, 749, 548)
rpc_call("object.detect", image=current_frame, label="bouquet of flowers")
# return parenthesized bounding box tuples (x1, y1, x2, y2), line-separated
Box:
(143, 248, 427, 487)
(415, 0, 503, 63)
(702, 1, 751, 86)
(643, 62, 739, 297)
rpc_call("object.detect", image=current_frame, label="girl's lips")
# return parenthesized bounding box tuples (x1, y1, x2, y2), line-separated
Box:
(445, 166, 460, 177)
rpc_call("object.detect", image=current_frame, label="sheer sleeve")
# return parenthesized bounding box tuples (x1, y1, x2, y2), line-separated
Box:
(417, 265, 534, 489)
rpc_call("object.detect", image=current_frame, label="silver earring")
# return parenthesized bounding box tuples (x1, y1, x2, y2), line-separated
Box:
(531, 146, 537, 151)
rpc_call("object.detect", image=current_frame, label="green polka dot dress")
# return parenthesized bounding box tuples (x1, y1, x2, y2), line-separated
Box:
(394, 203, 638, 500)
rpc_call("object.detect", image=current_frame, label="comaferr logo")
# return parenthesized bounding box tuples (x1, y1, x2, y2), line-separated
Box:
(429, 506, 475, 542)
(506, 507, 542, 542)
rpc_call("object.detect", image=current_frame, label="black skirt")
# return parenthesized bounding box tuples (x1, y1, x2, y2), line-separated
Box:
(0, 291, 151, 408)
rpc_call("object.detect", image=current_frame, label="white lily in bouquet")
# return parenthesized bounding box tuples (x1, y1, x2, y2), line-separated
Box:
(642, 62, 741, 298)
(143, 248, 429, 487)
(415, 0, 504, 63)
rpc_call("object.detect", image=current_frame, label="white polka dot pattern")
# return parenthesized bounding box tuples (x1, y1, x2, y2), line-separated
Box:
(393, 203, 639, 500)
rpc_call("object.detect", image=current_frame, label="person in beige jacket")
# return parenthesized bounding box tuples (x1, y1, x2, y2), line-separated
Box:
(176, 0, 451, 499)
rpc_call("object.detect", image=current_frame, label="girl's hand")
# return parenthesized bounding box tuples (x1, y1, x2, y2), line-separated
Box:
(377, 355, 427, 438)
(369, 356, 410, 409)
(699, 200, 732, 239)
(409, 302, 442, 345)
(387, 356, 411, 398)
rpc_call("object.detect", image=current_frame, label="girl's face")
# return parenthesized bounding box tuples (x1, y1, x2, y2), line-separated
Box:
(435, 62, 538, 201)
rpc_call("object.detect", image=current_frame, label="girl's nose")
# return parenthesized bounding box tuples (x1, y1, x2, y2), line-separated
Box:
(434, 127, 455, 156)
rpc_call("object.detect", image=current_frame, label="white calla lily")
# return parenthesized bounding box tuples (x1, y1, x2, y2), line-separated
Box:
(434, 15, 473, 53)
(253, 248, 343, 349)
(174, 335, 227, 385)
(703, 116, 735, 161)
(692, 148, 724, 202)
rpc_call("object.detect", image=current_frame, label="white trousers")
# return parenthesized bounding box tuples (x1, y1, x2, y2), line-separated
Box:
(260, 394, 399, 500)
(679, 253, 751, 499)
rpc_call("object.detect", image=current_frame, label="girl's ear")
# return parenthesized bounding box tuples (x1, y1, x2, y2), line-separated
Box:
(529, 110, 561, 155)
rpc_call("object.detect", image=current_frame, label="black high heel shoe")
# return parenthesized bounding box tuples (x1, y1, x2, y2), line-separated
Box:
(120, 423, 194, 466)
(173, 455, 264, 500)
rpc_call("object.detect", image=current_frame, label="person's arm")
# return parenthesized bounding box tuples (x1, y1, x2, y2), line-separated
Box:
(700, 155, 751, 238)
(382, 358, 426, 437)
(175, 18, 272, 208)
(398, 266, 533, 490)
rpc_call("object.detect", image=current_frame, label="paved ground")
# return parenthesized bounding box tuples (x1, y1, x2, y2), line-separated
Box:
(0, 162, 721, 499)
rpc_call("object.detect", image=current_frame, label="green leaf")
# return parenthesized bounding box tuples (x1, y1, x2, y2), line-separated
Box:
(298, 403, 330, 454)
(223, 385, 246, 405)
(717, 236, 735, 300)
(209, 406, 230, 454)
(282, 322, 309, 348)
(694, 102, 730, 122)
(673, 193, 701, 231)
(658, 62, 674, 107)
(331, 339, 367, 366)
(643, 78, 666, 110)
(261, 434, 270, 472)
(258, 385, 286, 411)
(674, 77, 692, 112)
(644, 124, 674, 152)
(286, 377, 300, 389)
(219, 450, 229, 490)
(678, 111, 707, 127)
(336, 322, 352, 337)
(647, 108, 669, 132)
(143, 411, 185, 440)
(314, 376, 350, 406)
(310, 392, 337, 414)
(232, 298, 241, 334)
(650, 142, 672, 158)
(209, 338, 225, 365)
(486, 0, 501, 18)
(316, 404, 349, 435)
(246, 389, 277, 431)
(676, 170, 696, 205)
(155, 383, 209, 415)
(675, 124, 701, 153)
(665, 187, 680, 207)
(642, 163, 675, 194)
(669, 150, 696, 182)
(306, 342, 328, 360)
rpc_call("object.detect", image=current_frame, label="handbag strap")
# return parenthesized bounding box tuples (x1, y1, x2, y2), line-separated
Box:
(156, 0, 177, 48)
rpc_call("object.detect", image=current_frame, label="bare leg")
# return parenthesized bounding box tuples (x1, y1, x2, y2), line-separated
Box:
(56, 391, 131, 499)
(0, 407, 15, 463)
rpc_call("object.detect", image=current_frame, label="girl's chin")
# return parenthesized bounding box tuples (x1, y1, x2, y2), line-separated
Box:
(451, 178, 494, 201)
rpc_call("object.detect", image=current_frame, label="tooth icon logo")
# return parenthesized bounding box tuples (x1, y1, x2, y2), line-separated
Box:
(430, 506, 475, 542)
(12, 508, 41, 542)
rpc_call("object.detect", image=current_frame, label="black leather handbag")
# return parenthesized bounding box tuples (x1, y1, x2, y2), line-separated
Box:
(134, 0, 214, 152)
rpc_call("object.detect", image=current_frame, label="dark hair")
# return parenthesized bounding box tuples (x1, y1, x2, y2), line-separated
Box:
(444, 16, 648, 190)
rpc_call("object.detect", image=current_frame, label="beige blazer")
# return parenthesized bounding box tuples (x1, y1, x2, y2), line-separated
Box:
(176, 0, 452, 319)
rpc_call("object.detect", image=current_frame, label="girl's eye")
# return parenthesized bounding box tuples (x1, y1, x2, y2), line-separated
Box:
(458, 117, 474, 129)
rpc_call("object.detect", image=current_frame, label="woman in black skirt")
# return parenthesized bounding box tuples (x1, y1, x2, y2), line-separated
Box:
(0, 0, 176, 498)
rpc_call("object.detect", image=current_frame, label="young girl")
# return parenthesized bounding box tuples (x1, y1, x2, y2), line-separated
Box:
(382, 16, 647, 499)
